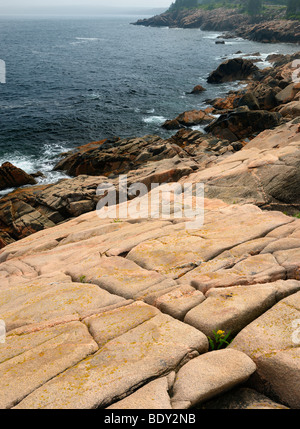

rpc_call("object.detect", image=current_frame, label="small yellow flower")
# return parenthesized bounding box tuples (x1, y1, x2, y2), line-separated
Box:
(216, 330, 225, 337)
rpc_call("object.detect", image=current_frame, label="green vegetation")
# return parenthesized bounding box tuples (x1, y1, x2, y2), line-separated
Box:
(167, 0, 299, 19)
(207, 329, 232, 350)
(286, 0, 300, 17)
(169, 0, 198, 11)
(247, 0, 263, 15)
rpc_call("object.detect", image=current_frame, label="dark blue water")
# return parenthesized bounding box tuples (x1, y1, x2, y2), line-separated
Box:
(0, 14, 299, 191)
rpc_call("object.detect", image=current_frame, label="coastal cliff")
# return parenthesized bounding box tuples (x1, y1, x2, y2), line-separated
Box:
(133, 7, 300, 44)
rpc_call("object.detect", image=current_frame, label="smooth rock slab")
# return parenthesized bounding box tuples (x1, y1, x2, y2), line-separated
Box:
(153, 285, 205, 321)
(0, 321, 98, 409)
(67, 255, 177, 300)
(0, 279, 125, 332)
(15, 312, 208, 409)
(107, 374, 175, 409)
(171, 349, 256, 409)
(184, 280, 300, 337)
(84, 301, 160, 348)
(126, 205, 291, 278)
(230, 291, 300, 408)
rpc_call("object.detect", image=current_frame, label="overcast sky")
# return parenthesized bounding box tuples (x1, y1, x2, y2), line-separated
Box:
(0, 0, 171, 13)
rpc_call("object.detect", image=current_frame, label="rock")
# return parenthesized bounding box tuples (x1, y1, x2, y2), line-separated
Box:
(107, 375, 174, 409)
(133, 8, 251, 31)
(0, 148, 202, 247)
(184, 281, 300, 338)
(161, 119, 183, 130)
(152, 285, 206, 321)
(31, 171, 46, 179)
(0, 162, 37, 191)
(133, 9, 300, 45)
(230, 292, 300, 408)
(190, 84, 206, 94)
(205, 108, 282, 142)
(252, 83, 279, 110)
(215, 40, 225, 44)
(275, 82, 300, 104)
(0, 192, 300, 408)
(53, 135, 176, 177)
(162, 109, 214, 130)
(207, 58, 259, 84)
(237, 20, 300, 44)
(237, 92, 260, 110)
(14, 312, 208, 409)
(202, 387, 289, 409)
(279, 101, 300, 118)
(0, 321, 98, 409)
(171, 349, 256, 409)
(180, 120, 300, 211)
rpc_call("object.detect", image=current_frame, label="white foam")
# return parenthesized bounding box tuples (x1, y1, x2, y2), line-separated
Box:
(143, 115, 166, 124)
(75, 37, 101, 41)
(202, 32, 223, 40)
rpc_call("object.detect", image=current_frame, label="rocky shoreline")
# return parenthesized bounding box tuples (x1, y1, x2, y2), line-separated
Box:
(132, 8, 300, 44)
(1, 51, 300, 409)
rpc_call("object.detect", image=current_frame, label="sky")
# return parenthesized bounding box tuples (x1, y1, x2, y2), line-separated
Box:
(0, 0, 171, 14)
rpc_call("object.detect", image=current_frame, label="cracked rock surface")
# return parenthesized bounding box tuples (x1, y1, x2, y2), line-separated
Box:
(0, 195, 300, 408)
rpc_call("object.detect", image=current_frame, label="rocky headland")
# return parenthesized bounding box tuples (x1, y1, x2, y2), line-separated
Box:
(132, 7, 300, 44)
(1, 51, 300, 409)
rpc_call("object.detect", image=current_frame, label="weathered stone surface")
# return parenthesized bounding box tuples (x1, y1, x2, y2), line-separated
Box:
(0, 194, 299, 409)
(181, 120, 300, 212)
(14, 313, 208, 409)
(126, 205, 291, 279)
(152, 285, 205, 321)
(275, 82, 300, 104)
(171, 349, 256, 408)
(107, 374, 174, 409)
(0, 277, 125, 332)
(184, 281, 300, 338)
(279, 100, 300, 118)
(230, 292, 300, 408)
(0, 321, 98, 409)
(202, 387, 289, 409)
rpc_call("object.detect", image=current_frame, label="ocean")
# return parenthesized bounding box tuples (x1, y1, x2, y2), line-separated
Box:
(0, 14, 299, 194)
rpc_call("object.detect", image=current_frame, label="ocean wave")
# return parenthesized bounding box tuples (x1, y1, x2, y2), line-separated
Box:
(142, 115, 166, 124)
(0, 141, 71, 197)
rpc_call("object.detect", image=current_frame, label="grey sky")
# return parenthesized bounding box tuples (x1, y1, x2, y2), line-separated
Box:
(0, 0, 171, 11)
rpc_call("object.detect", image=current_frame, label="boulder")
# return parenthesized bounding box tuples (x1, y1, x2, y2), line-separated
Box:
(0, 162, 36, 191)
(190, 84, 206, 94)
(207, 58, 259, 84)
(162, 109, 214, 130)
(237, 92, 260, 110)
(205, 108, 282, 142)
(279, 100, 300, 118)
(275, 82, 300, 104)
(171, 349, 256, 409)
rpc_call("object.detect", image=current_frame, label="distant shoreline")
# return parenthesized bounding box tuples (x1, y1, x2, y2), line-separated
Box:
(133, 7, 300, 44)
